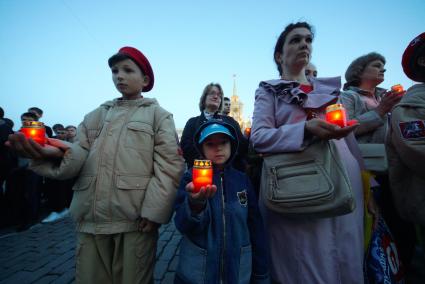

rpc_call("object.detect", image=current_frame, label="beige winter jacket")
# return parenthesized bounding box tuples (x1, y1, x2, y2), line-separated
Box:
(386, 84, 425, 225)
(31, 97, 184, 234)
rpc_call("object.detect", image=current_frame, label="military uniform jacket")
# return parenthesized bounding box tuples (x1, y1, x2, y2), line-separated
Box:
(387, 84, 425, 225)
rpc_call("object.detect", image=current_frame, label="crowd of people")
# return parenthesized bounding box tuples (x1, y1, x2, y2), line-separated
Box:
(0, 106, 77, 230)
(1, 22, 425, 283)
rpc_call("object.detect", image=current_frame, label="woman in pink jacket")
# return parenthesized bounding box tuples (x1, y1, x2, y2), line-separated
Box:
(251, 22, 377, 283)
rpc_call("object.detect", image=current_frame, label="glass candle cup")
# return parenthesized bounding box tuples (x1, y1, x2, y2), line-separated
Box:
(20, 121, 47, 146)
(325, 104, 347, 128)
(192, 159, 213, 193)
(391, 84, 404, 94)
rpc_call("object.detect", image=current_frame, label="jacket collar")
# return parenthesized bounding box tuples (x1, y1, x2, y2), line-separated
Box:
(101, 97, 158, 108)
(203, 110, 215, 120)
(345, 86, 386, 98)
(259, 76, 341, 109)
(199, 110, 221, 122)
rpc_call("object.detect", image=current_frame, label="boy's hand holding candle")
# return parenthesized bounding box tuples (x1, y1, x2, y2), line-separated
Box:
(192, 160, 213, 193)
(6, 132, 70, 159)
(20, 121, 47, 146)
(186, 182, 217, 199)
(187, 160, 217, 212)
(186, 181, 217, 213)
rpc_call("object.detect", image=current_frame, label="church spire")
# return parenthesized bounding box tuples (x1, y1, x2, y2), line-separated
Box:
(229, 74, 244, 127)
(233, 74, 237, 97)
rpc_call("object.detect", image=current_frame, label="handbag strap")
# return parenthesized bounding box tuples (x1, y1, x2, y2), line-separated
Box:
(344, 132, 366, 170)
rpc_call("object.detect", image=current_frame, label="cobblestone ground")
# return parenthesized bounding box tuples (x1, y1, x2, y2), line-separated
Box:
(1, 216, 424, 283)
(0, 217, 181, 284)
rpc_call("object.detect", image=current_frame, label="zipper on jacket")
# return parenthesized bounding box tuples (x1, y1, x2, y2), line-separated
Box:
(93, 105, 138, 228)
(109, 106, 140, 220)
(93, 110, 112, 227)
(220, 172, 226, 283)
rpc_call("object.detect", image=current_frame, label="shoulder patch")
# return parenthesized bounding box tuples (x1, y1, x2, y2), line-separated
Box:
(398, 120, 425, 139)
(237, 190, 248, 206)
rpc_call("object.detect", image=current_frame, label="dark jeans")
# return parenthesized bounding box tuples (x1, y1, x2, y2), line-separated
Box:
(42, 178, 74, 213)
(4, 168, 42, 228)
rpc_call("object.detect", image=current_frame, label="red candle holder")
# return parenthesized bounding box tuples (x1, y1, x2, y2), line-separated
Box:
(20, 121, 46, 146)
(192, 159, 213, 193)
(325, 104, 347, 128)
(391, 84, 404, 94)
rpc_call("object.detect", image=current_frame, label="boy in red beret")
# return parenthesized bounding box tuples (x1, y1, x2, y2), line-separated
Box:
(387, 32, 425, 227)
(7, 46, 184, 283)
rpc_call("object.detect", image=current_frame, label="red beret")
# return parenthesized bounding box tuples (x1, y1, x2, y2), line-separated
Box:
(118, 46, 154, 92)
(402, 32, 425, 82)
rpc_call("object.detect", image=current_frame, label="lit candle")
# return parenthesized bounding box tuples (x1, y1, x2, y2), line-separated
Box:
(20, 121, 46, 146)
(244, 127, 251, 138)
(325, 104, 347, 128)
(391, 84, 404, 94)
(192, 159, 213, 193)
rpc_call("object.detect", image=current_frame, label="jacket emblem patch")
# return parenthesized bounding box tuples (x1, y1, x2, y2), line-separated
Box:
(237, 190, 248, 206)
(398, 120, 425, 139)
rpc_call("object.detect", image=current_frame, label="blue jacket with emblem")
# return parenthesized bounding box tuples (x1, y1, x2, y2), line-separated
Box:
(174, 120, 269, 284)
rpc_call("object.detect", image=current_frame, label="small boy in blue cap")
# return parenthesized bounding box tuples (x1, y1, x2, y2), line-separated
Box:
(174, 119, 269, 284)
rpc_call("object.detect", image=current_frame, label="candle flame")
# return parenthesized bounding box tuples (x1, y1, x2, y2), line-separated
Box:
(391, 84, 404, 93)
(325, 104, 347, 127)
(331, 112, 341, 119)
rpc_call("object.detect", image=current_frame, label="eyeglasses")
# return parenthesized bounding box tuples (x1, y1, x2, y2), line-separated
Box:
(207, 91, 222, 97)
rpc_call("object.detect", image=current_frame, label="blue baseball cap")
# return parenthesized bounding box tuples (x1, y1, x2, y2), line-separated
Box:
(198, 123, 235, 144)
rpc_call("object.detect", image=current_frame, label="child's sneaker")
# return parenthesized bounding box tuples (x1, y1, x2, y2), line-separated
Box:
(58, 208, 69, 218)
(41, 212, 60, 223)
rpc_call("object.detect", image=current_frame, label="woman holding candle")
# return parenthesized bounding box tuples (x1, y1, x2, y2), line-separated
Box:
(7, 46, 184, 283)
(341, 53, 416, 270)
(174, 120, 269, 283)
(340, 52, 403, 143)
(251, 22, 377, 283)
(180, 83, 248, 171)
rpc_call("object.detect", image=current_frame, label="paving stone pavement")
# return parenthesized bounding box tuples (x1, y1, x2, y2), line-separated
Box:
(2, 216, 425, 283)
(0, 216, 182, 284)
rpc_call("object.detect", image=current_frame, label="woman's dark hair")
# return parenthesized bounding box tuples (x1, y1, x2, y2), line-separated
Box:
(199, 83, 224, 112)
(343, 52, 386, 90)
(274, 22, 314, 76)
